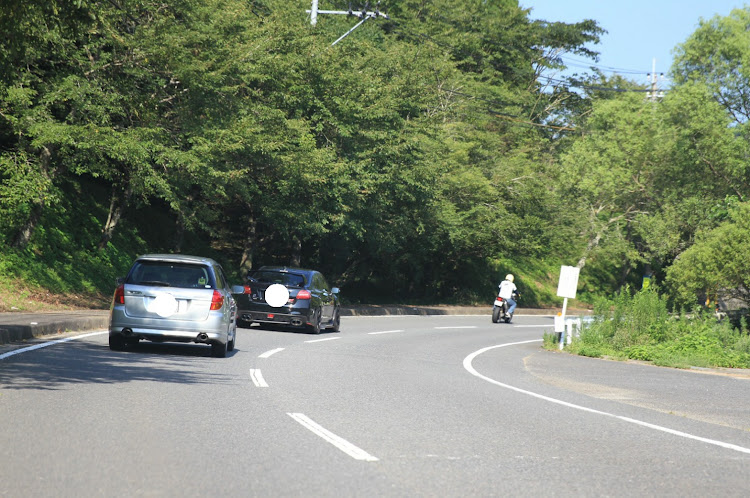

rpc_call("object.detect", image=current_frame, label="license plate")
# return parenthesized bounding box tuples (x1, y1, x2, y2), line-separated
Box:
(494, 299, 503, 307)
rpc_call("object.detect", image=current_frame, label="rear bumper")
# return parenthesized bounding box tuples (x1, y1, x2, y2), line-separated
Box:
(109, 307, 229, 343)
(238, 308, 312, 328)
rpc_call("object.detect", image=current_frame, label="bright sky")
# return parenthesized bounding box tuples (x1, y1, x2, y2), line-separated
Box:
(521, 0, 744, 84)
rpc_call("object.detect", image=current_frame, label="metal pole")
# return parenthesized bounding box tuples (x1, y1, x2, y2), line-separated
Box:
(331, 15, 371, 46)
(310, 0, 319, 26)
(559, 297, 568, 350)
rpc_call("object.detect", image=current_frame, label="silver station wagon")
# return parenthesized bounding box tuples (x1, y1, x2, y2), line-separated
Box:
(109, 254, 237, 357)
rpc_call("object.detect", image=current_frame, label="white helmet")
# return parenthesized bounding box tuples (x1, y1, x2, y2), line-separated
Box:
(505, 274, 514, 282)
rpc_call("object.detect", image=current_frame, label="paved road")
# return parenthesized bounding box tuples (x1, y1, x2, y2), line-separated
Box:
(1, 315, 748, 496)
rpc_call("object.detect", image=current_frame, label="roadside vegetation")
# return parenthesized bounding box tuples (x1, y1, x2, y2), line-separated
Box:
(544, 289, 750, 369)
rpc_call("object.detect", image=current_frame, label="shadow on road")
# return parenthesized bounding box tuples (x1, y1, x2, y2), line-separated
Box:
(0, 339, 240, 391)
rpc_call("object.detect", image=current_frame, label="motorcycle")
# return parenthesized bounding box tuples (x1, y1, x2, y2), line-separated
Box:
(492, 290, 518, 323)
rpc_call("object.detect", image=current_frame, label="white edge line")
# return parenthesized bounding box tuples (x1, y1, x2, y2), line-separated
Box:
(305, 337, 341, 343)
(463, 340, 750, 455)
(249, 368, 269, 387)
(368, 329, 405, 335)
(0, 331, 107, 360)
(259, 347, 285, 358)
(287, 413, 379, 461)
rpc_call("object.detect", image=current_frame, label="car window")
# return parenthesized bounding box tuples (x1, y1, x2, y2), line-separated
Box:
(128, 262, 213, 289)
(214, 265, 226, 289)
(311, 272, 329, 291)
(318, 273, 330, 291)
(251, 271, 306, 287)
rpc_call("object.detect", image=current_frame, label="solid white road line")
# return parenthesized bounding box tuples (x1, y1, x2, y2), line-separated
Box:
(259, 347, 285, 358)
(305, 337, 341, 343)
(287, 413, 379, 462)
(368, 329, 405, 335)
(463, 340, 750, 455)
(249, 368, 269, 387)
(0, 331, 107, 360)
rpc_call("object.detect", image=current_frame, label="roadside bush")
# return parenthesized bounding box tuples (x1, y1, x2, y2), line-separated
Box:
(568, 287, 750, 369)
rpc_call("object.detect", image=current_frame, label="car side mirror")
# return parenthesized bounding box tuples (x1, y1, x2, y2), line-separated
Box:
(232, 285, 245, 294)
(331, 287, 340, 294)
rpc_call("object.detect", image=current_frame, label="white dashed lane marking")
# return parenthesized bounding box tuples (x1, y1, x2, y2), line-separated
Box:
(259, 348, 285, 358)
(249, 369, 269, 387)
(288, 413, 379, 462)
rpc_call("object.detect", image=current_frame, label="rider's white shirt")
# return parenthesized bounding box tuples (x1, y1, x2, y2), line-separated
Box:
(498, 280, 517, 299)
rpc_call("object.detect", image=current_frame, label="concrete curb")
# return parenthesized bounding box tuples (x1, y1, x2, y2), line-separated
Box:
(0, 311, 110, 344)
(0, 306, 590, 345)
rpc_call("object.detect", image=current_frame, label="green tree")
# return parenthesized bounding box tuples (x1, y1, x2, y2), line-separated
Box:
(667, 202, 750, 309)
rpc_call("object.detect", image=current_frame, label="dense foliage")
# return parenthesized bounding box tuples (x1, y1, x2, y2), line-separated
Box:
(554, 289, 750, 369)
(1, 1, 749, 310)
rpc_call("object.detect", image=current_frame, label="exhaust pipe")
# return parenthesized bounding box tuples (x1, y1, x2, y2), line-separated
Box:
(291, 318, 303, 326)
(122, 328, 133, 336)
(197, 332, 209, 342)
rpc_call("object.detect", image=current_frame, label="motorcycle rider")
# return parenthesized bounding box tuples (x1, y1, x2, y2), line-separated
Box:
(498, 274, 517, 318)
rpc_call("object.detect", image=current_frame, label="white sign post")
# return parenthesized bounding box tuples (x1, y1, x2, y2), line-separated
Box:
(556, 265, 580, 349)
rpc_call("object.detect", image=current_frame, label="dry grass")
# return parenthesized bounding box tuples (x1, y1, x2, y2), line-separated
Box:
(0, 278, 110, 312)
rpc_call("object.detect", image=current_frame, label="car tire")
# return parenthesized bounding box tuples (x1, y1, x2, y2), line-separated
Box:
(236, 318, 251, 329)
(492, 307, 500, 323)
(327, 309, 340, 332)
(211, 340, 228, 358)
(227, 327, 236, 352)
(308, 310, 322, 334)
(109, 334, 127, 351)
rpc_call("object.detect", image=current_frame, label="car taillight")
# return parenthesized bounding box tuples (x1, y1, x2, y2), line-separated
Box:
(243, 285, 252, 294)
(210, 290, 223, 310)
(113, 284, 125, 305)
(296, 289, 311, 300)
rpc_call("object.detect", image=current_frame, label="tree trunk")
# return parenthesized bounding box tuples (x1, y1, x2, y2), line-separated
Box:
(11, 204, 43, 249)
(98, 184, 130, 250)
(240, 215, 257, 274)
(173, 209, 185, 253)
(290, 235, 301, 268)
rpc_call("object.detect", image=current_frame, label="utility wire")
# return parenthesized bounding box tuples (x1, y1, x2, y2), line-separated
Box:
(386, 19, 657, 95)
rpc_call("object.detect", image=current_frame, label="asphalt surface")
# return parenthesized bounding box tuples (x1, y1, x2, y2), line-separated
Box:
(2, 314, 749, 496)
(0, 305, 571, 345)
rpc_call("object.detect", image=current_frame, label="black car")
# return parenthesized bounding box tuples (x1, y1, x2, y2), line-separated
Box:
(232, 266, 340, 334)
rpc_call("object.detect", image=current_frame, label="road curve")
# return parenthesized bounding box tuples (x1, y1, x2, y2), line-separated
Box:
(1, 315, 748, 497)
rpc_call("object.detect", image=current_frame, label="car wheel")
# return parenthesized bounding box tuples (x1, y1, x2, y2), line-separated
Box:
(211, 340, 228, 358)
(492, 307, 500, 323)
(227, 326, 236, 352)
(236, 318, 251, 329)
(327, 309, 340, 332)
(109, 334, 127, 351)
(308, 310, 322, 334)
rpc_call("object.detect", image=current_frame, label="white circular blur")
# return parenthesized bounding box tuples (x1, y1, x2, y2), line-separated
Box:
(265, 284, 290, 308)
(150, 293, 178, 318)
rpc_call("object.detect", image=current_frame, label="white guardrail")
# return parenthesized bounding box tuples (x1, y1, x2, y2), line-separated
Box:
(554, 315, 595, 350)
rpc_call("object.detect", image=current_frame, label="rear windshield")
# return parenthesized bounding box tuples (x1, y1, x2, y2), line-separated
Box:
(127, 261, 214, 289)
(249, 270, 306, 287)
